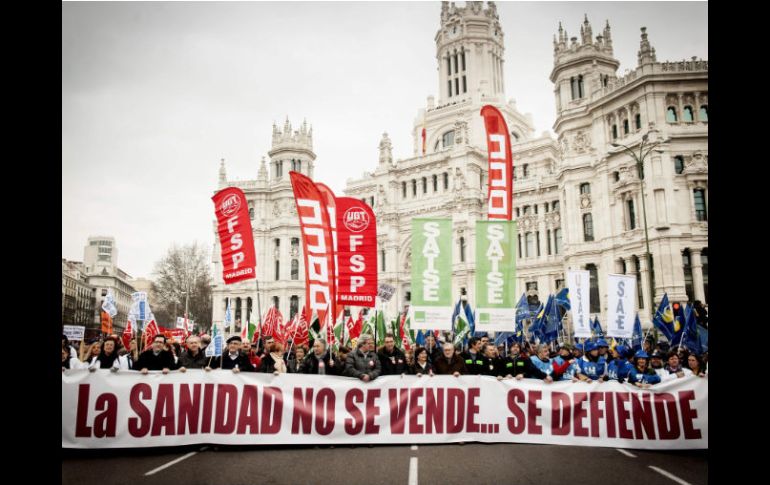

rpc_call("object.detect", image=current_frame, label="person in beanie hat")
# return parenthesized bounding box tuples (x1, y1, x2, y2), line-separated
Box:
(215, 335, 256, 372)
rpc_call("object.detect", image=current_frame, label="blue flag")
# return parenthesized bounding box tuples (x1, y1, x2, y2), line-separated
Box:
(464, 302, 477, 338)
(544, 295, 561, 343)
(528, 301, 545, 342)
(683, 304, 703, 354)
(653, 293, 675, 342)
(415, 329, 426, 347)
(554, 287, 571, 311)
(451, 299, 462, 331)
(591, 315, 604, 339)
(631, 313, 643, 351)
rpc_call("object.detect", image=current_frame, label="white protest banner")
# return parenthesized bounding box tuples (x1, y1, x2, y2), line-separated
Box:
(62, 372, 707, 450)
(607, 274, 637, 339)
(567, 270, 591, 338)
(176, 317, 186, 329)
(63, 326, 85, 341)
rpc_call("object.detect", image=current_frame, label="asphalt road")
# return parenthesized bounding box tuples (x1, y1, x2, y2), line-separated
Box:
(62, 443, 707, 485)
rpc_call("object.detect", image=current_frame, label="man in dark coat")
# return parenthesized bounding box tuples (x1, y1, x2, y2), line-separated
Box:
(432, 343, 468, 376)
(216, 336, 256, 372)
(378, 334, 407, 375)
(135, 335, 177, 374)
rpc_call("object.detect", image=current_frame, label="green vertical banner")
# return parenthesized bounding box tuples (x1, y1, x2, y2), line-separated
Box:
(410, 218, 453, 330)
(475, 220, 518, 331)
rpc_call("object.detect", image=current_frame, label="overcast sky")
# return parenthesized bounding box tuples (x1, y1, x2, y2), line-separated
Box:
(62, 1, 707, 279)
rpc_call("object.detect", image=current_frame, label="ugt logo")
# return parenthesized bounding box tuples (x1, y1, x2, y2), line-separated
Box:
(343, 207, 369, 232)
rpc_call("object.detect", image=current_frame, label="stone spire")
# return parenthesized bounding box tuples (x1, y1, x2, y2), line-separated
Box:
(379, 132, 393, 166)
(258, 156, 268, 181)
(581, 14, 593, 45)
(637, 27, 657, 66)
(603, 20, 613, 52)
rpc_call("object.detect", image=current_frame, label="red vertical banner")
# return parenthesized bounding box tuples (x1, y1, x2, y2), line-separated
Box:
(480, 105, 513, 220)
(289, 171, 337, 333)
(212, 187, 257, 284)
(335, 197, 377, 307)
(314, 183, 339, 323)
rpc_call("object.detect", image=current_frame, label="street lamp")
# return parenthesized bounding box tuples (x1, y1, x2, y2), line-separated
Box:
(610, 130, 667, 327)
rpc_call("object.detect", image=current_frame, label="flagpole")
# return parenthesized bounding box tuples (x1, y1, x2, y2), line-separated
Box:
(255, 277, 263, 352)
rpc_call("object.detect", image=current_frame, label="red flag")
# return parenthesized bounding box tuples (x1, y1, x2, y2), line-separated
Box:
(315, 183, 340, 322)
(293, 307, 310, 348)
(262, 306, 277, 337)
(272, 309, 287, 346)
(399, 313, 412, 351)
(143, 318, 160, 348)
(480, 105, 514, 221)
(290, 171, 337, 332)
(349, 310, 363, 340)
(121, 318, 134, 352)
(335, 197, 377, 307)
(212, 187, 257, 284)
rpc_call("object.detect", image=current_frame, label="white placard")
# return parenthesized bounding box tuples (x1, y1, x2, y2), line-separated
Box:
(567, 270, 591, 338)
(607, 274, 636, 338)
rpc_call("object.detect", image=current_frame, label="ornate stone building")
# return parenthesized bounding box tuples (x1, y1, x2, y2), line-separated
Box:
(344, 2, 708, 326)
(212, 1, 708, 329)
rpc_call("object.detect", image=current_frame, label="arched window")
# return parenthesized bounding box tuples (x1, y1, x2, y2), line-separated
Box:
(586, 264, 600, 313)
(699, 105, 708, 122)
(683, 106, 694, 122)
(612, 124, 618, 139)
(246, 297, 253, 324)
(402, 182, 407, 198)
(441, 131, 455, 149)
(459, 237, 466, 262)
(571, 77, 578, 100)
(674, 156, 685, 174)
(272, 296, 280, 309)
(623, 119, 629, 135)
(235, 297, 242, 324)
(412, 179, 417, 196)
(422, 177, 427, 194)
(432, 174, 438, 192)
(443, 172, 449, 190)
(583, 213, 594, 241)
(635, 113, 642, 130)
(580, 183, 591, 194)
(666, 107, 678, 123)
(291, 259, 299, 280)
(275, 260, 280, 280)
(522, 164, 529, 178)
(613, 171, 620, 182)
(578, 75, 584, 98)
(523, 205, 531, 215)
(552, 201, 560, 212)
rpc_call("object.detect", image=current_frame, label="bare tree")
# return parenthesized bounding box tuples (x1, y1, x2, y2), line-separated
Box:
(152, 242, 213, 331)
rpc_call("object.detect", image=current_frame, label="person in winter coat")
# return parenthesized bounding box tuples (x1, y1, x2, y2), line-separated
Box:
(378, 334, 407, 375)
(409, 347, 434, 376)
(88, 336, 131, 371)
(628, 351, 662, 388)
(288, 346, 307, 373)
(461, 337, 485, 375)
(217, 335, 256, 372)
(302, 339, 342, 375)
(344, 334, 381, 382)
(605, 345, 634, 382)
(432, 343, 468, 376)
(134, 335, 177, 374)
(529, 344, 555, 382)
(480, 343, 508, 379)
(576, 340, 607, 382)
(552, 343, 578, 381)
(178, 335, 214, 371)
(260, 341, 288, 374)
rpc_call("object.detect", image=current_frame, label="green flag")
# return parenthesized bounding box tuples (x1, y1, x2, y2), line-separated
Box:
(376, 311, 387, 346)
(410, 218, 453, 331)
(475, 221, 518, 332)
(247, 317, 257, 342)
(453, 310, 470, 347)
(390, 318, 402, 349)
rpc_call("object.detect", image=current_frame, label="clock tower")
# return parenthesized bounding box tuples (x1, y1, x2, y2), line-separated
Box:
(437, 1, 505, 104)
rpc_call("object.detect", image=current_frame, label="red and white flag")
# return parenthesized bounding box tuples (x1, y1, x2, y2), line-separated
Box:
(143, 318, 160, 348)
(480, 105, 514, 221)
(290, 171, 337, 332)
(272, 309, 287, 346)
(335, 197, 377, 307)
(293, 307, 310, 348)
(212, 187, 257, 284)
(122, 318, 135, 352)
(262, 306, 277, 337)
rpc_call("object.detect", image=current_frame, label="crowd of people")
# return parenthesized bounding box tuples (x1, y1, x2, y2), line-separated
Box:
(62, 330, 708, 387)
